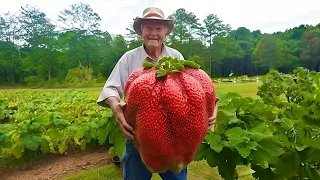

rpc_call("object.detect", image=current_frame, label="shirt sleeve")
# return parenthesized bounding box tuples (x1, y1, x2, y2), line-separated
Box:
(97, 53, 129, 108)
(178, 52, 185, 60)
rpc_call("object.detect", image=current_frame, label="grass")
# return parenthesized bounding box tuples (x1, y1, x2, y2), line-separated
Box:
(63, 163, 123, 180)
(63, 160, 222, 180)
(77, 82, 262, 99)
(213, 82, 262, 99)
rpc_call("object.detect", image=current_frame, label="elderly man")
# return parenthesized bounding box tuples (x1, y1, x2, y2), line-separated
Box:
(97, 7, 218, 180)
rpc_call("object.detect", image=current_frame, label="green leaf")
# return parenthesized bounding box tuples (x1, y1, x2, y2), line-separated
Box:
(20, 120, 31, 132)
(80, 139, 86, 151)
(90, 129, 97, 139)
(98, 117, 109, 127)
(76, 126, 88, 139)
(249, 132, 267, 142)
(156, 69, 167, 77)
(0, 132, 11, 148)
(48, 129, 63, 142)
(206, 148, 241, 180)
(174, 63, 184, 70)
(164, 61, 170, 69)
(97, 127, 109, 145)
(249, 122, 267, 134)
(205, 134, 224, 153)
(236, 141, 258, 158)
(40, 138, 50, 155)
(228, 136, 250, 145)
(58, 144, 67, 154)
(84, 110, 97, 117)
(11, 143, 25, 159)
(226, 127, 248, 140)
(273, 151, 300, 177)
(157, 57, 168, 65)
(28, 119, 41, 130)
(108, 146, 115, 156)
(258, 161, 269, 169)
(229, 117, 245, 125)
(142, 61, 155, 68)
(182, 60, 200, 68)
(194, 143, 211, 161)
(305, 148, 320, 163)
(249, 137, 284, 166)
(236, 164, 256, 180)
(225, 128, 259, 158)
(21, 134, 42, 151)
(220, 107, 236, 117)
(213, 110, 231, 135)
(53, 118, 69, 127)
(113, 129, 126, 158)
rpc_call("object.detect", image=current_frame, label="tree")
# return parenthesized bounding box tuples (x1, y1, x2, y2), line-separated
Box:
(252, 35, 281, 74)
(125, 24, 143, 50)
(168, 8, 201, 43)
(202, 14, 231, 76)
(18, 5, 58, 81)
(0, 12, 21, 83)
(57, 3, 102, 68)
(300, 29, 320, 71)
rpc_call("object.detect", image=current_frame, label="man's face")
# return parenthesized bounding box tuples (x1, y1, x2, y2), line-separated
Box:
(141, 20, 167, 49)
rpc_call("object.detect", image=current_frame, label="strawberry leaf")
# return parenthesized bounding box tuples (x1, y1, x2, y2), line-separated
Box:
(156, 69, 167, 77)
(142, 62, 155, 68)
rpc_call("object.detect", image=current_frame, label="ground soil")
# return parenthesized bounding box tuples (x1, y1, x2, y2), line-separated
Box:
(0, 147, 113, 180)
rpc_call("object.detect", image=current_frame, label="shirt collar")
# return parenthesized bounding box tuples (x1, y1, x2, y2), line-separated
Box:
(141, 43, 169, 63)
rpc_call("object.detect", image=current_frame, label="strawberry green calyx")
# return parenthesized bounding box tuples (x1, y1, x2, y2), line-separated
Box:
(142, 56, 200, 77)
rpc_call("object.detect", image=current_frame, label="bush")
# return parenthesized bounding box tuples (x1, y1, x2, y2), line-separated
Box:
(23, 76, 45, 87)
(65, 66, 97, 87)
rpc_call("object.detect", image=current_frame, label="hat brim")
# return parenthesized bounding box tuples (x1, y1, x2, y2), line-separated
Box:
(133, 17, 174, 36)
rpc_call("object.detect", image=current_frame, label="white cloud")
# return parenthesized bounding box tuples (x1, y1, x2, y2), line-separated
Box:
(1, 0, 319, 36)
(154, 0, 320, 33)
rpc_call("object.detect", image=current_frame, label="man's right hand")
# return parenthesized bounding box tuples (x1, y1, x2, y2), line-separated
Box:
(106, 97, 134, 141)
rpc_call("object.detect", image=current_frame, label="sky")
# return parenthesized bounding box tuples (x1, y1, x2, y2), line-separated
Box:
(1, 0, 319, 37)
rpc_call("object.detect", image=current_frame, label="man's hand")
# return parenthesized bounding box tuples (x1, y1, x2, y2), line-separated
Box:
(208, 98, 219, 130)
(107, 97, 134, 141)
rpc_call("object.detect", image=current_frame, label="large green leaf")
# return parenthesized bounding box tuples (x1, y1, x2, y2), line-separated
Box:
(21, 134, 42, 151)
(205, 134, 225, 153)
(273, 151, 300, 178)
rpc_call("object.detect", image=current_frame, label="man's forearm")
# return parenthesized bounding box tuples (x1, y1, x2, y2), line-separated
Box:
(105, 96, 120, 109)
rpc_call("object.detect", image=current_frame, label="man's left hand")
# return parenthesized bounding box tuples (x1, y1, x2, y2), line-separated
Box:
(208, 98, 219, 130)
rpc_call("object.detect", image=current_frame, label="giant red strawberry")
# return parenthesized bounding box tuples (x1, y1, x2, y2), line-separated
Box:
(123, 57, 216, 174)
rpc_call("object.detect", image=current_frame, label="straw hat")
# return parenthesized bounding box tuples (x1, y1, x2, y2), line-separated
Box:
(133, 7, 174, 35)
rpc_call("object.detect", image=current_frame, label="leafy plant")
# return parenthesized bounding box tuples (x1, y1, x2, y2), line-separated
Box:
(195, 67, 320, 179)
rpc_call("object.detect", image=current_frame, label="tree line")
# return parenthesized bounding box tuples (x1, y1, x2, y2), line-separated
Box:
(0, 3, 319, 85)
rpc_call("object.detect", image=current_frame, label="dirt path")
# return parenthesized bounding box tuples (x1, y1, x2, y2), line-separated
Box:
(0, 147, 113, 180)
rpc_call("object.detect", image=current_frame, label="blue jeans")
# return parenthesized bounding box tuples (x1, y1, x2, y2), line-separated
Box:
(122, 139, 187, 180)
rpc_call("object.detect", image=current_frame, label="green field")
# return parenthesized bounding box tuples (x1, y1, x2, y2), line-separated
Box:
(61, 82, 260, 180)
(0, 82, 261, 180)
(4, 78, 318, 180)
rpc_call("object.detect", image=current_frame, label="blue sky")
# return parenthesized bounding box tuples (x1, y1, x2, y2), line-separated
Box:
(1, 0, 319, 37)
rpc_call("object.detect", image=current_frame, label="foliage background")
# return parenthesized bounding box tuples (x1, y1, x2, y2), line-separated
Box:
(0, 3, 319, 86)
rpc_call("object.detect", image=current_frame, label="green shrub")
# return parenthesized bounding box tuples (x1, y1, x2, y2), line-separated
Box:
(65, 66, 97, 87)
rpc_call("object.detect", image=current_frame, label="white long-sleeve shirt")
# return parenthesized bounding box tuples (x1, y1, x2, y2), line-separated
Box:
(97, 44, 184, 107)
